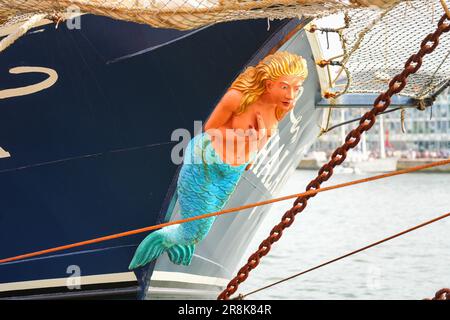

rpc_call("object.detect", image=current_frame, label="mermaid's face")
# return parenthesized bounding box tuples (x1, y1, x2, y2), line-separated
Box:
(266, 75, 304, 110)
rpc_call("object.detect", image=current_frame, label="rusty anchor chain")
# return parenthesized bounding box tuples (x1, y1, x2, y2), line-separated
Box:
(217, 13, 450, 300)
(425, 288, 450, 300)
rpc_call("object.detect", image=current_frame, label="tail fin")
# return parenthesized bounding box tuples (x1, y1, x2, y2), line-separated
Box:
(167, 244, 196, 266)
(129, 229, 196, 269)
(129, 230, 168, 270)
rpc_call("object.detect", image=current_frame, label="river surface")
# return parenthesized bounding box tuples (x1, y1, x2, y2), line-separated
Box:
(238, 169, 450, 300)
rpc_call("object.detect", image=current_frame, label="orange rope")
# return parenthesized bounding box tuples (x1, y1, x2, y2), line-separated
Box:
(0, 158, 449, 265)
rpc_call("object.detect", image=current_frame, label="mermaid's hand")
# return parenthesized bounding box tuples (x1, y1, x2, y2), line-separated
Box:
(255, 112, 268, 149)
(233, 125, 258, 143)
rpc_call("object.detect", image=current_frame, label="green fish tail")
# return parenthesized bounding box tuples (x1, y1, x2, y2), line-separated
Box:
(167, 243, 196, 266)
(129, 229, 196, 269)
(129, 230, 167, 270)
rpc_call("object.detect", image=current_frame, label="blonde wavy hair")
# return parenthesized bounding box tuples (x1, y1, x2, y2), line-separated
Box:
(229, 51, 308, 116)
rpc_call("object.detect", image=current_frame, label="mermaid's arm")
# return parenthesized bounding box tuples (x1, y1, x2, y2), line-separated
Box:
(204, 89, 242, 131)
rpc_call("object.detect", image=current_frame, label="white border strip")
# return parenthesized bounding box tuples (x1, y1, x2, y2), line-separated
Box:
(0, 271, 135, 292)
(151, 271, 228, 287)
(0, 271, 228, 293)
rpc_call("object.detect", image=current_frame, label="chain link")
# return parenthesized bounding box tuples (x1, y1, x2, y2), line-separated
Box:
(424, 288, 450, 300)
(217, 13, 450, 300)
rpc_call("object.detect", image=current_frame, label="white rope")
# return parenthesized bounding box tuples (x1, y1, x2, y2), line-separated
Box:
(0, 13, 46, 53)
(0, 0, 399, 31)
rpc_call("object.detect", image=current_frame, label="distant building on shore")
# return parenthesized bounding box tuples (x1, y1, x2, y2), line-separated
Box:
(309, 88, 450, 160)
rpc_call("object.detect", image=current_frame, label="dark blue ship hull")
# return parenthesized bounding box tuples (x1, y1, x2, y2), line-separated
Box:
(0, 15, 308, 298)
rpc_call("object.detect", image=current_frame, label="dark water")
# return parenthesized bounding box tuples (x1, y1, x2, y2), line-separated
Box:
(237, 170, 450, 300)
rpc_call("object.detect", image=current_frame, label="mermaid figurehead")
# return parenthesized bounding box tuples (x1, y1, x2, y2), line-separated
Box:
(129, 51, 308, 273)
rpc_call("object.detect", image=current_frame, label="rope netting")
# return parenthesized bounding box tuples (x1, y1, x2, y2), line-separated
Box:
(330, 0, 450, 99)
(0, 1, 399, 31)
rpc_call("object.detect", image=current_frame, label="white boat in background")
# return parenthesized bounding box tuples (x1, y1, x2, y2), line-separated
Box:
(350, 156, 398, 173)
